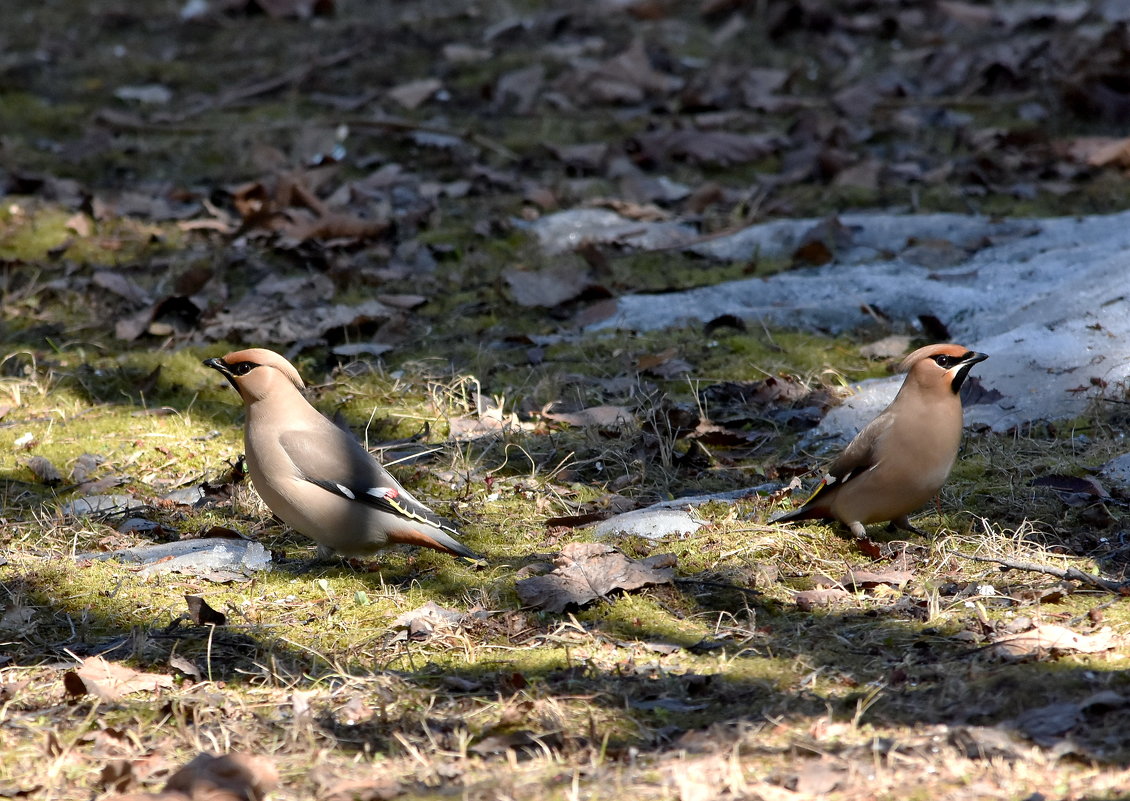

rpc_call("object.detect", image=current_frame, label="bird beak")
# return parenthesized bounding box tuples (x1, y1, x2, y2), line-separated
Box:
(951, 351, 988, 393)
(204, 357, 238, 389)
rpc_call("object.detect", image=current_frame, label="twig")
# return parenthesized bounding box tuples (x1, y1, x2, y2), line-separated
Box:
(170, 43, 370, 121)
(675, 577, 762, 598)
(98, 109, 519, 163)
(875, 91, 1038, 109)
(959, 553, 1128, 593)
(344, 116, 518, 161)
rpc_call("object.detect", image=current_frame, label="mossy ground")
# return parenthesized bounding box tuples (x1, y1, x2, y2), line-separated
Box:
(3, 1, 1130, 799)
(2, 319, 1128, 799)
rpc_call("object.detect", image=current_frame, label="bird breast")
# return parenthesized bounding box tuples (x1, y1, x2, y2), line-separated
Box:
(832, 398, 964, 525)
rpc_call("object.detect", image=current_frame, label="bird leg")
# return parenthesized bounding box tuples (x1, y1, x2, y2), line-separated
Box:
(846, 521, 883, 558)
(888, 516, 924, 536)
(282, 544, 345, 574)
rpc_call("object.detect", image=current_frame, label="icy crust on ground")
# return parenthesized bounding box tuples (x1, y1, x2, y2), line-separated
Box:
(533, 210, 1130, 436)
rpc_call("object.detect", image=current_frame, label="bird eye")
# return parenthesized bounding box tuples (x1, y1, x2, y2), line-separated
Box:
(932, 355, 956, 368)
(232, 362, 256, 376)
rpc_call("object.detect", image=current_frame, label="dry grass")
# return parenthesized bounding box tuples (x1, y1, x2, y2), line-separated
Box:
(2, 0, 1130, 794)
(2, 351, 1130, 799)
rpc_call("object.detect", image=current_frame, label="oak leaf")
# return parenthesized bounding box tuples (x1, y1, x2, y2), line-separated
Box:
(515, 543, 676, 612)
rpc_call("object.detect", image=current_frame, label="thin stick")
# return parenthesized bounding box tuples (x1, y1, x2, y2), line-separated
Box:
(675, 577, 762, 598)
(959, 553, 1128, 593)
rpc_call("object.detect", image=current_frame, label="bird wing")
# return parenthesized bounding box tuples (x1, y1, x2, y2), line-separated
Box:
(277, 426, 459, 535)
(798, 413, 893, 507)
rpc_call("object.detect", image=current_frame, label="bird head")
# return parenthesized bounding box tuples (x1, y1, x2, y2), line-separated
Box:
(204, 348, 306, 403)
(898, 343, 988, 395)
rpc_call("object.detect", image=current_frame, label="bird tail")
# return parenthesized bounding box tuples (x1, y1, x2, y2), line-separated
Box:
(387, 526, 479, 559)
(769, 506, 817, 525)
(770, 476, 834, 525)
(430, 529, 479, 559)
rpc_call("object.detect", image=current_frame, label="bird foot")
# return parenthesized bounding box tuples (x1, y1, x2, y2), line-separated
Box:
(288, 557, 338, 575)
(887, 516, 925, 537)
(278, 545, 352, 574)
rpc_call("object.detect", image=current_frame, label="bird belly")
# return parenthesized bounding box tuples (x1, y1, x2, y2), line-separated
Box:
(829, 451, 956, 526)
(245, 444, 390, 556)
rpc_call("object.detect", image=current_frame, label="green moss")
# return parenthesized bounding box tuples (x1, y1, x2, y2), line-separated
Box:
(0, 3, 1128, 794)
(0, 93, 85, 141)
(0, 200, 182, 265)
(583, 592, 709, 646)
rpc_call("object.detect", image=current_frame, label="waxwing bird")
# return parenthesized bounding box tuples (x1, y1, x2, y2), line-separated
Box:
(772, 344, 988, 539)
(204, 348, 477, 561)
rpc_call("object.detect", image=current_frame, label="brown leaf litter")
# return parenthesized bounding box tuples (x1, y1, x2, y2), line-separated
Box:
(987, 623, 1121, 661)
(64, 655, 175, 702)
(104, 752, 277, 801)
(515, 542, 677, 613)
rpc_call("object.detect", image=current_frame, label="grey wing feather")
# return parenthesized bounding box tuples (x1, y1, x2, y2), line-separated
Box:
(824, 413, 893, 484)
(278, 424, 453, 529)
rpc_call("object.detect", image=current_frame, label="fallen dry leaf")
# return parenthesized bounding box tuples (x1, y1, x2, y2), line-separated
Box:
(0, 607, 35, 633)
(833, 157, 882, 190)
(70, 452, 104, 484)
(839, 569, 914, 589)
(700, 375, 812, 409)
(960, 376, 1005, 406)
(791, 215, 855, 267)
(24, 455, 63, 485)
(390, 600, 464, 637)
(662, 753, 749, 801)
(859, 335, 913, 360)
(515, 542, 676, 613)
(169, 654, 202, 682)
(387, 78, 442, 110)
(202, 290, 394, 345)
(1011, 691, 1127, 747)
(631, 128, 779, 167)
(375, 293, 427, 310)
(503, 263, 594, 308)
(792, 238, 833, 266)
(447, 407, 534, 441)
(99, 751, 170, 796)
(495, 64, 544, 114)
(100, 760, 137, 794)
(988, 624, 1120, 661)
(541, 404, 634, 428)
(566, 37, 683, 105)
(185, 595, 227, 626)
(93, 270, 153, 306)
(1031, 474, 1110, 506)
(319, 774, 403, 801)
(794, 588, 852, 610)
(164, 752, 277, 801)
(66, 655, 175, 702)
(281, 210, 388, 244)
(544, 511, 611, 529)
(782, 757, 847, 794)
(1064, 135, 1130, 167)
(1012, 701, 1083, 747)
(64, 211, 92, 237)
(547, 142, 609, 172)
(636, 347, 678, 372)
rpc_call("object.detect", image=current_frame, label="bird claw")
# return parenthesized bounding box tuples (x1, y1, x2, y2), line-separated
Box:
(888, 516, 925, 536)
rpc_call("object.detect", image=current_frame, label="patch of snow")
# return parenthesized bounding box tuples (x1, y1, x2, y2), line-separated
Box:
(533, 210, 1130, 434)
(592, 507, 705, 540)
